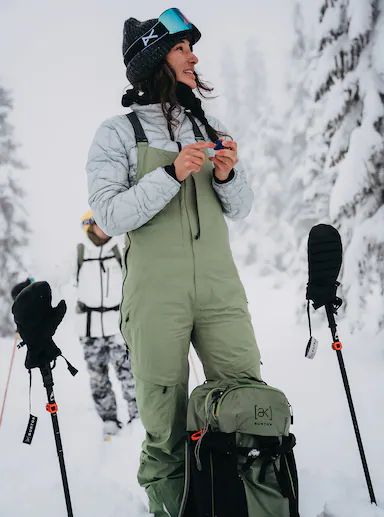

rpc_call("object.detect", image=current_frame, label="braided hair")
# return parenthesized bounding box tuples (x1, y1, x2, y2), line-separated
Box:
(122, 61, 229, 142)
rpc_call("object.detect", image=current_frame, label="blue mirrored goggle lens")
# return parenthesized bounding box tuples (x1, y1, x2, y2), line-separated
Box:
(159, 8, 192, 34)
(82, 218, 95, 226)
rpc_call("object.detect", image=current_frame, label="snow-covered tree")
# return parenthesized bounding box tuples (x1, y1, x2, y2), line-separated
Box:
(310, 0, 384, 329)
(285, 4, 329, 248)
(0, 85, 29, 336)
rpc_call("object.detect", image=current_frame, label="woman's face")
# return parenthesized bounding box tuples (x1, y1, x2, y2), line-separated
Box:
(166, 38, 198, 89)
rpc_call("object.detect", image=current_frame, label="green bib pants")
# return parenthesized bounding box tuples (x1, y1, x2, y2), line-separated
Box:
(120, 112, 261, 517)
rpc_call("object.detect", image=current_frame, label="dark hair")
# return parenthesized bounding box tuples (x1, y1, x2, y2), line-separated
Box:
(122, 60, 229, 142)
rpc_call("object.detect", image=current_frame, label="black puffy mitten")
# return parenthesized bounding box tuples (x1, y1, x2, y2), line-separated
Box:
(306, 224, 343, 310)
(11, 277, 34, 301)
(12, 281, 66, 369)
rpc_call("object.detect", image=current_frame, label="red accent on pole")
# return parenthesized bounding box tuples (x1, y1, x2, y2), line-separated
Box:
(46, 403, 58, 414)
(332, 341, 343, 351)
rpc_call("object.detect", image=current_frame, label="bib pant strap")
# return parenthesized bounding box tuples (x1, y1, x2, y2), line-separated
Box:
(184, 112, 206, 141)
(126, 112, 148, 143)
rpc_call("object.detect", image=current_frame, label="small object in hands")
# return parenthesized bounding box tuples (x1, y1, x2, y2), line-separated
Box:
(207, 139, 226, 158)
(305, 336, 318, 359)
(12, 281, 66, 369)
(214, 139, 225, 150)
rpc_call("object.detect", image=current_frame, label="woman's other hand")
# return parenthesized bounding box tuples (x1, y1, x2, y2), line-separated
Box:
(174, 142, 215, 181)
(210, 140, 238, 181)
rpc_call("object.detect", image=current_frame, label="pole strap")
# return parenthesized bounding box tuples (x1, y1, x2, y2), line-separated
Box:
(306, 300, 312, 338)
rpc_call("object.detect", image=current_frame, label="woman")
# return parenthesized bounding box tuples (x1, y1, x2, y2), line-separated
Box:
(87, 8, 261, 517)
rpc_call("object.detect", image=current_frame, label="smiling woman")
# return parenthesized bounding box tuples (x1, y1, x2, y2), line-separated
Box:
(165, 39, 199, 90)
(86, 7, 262, 517)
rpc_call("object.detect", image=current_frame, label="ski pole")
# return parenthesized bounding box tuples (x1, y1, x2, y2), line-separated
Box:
(324, 304, 376, 505)
(0, 334, 19, 429)
(11, 281, 77, 515)
(306, 224, 377, 505)
(40, 362, 74, 517)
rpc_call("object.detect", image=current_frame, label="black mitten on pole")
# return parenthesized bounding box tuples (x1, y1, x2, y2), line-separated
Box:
(11, 277, 34, 301)
(11, 281, 75, 515)
(11, 281, 66, 369)
(305, 224, 377, 505)
(306, 224, 343, 309)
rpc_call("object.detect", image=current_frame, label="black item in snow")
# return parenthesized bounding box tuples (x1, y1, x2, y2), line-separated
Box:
(306, 225, 377, 506)
(11, 277, 34, 301)
(324, 304, 377, 505)
(12, 281, 65, 369)
(306, 224, 342, 310)
(39, 363, 74, 516)
(11, 281, 77, 516)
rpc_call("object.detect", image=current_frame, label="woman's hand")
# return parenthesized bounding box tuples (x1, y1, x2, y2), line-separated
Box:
(210, 140, 238, 181)
(174, 142, 215, 182)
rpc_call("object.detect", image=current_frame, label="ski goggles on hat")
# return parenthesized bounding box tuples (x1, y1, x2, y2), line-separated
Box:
(124, 8, 193, 63)
(82, 217, 95, 227)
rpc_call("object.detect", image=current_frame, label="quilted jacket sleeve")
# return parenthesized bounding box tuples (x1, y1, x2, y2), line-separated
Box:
(206, 115, 254, 220)
(86, 119, 181, 236)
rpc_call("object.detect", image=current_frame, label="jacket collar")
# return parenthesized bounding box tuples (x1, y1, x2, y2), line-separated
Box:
(130, 102, 187, 127)
(81, 232, 116, 253)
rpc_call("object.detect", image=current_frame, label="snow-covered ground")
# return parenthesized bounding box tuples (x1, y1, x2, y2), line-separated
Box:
(1, 267, 383, 517)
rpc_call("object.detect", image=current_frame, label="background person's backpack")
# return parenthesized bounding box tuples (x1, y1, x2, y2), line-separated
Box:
(180, 379, 299, 517)
(76, 243, 122, 284)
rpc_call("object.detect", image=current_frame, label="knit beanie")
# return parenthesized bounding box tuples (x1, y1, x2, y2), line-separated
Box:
(122, 13, 201, 84)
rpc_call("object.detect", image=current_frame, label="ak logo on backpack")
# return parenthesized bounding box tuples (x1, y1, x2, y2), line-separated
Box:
(179, 379, 300, 517)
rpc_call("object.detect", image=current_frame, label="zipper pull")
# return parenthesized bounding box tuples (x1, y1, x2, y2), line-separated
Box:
(289, 404, 294, 425)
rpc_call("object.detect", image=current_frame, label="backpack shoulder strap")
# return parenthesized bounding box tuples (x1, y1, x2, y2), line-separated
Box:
(76, 243, 85, 283)
(111, 244, 122, 268)
(126, 112, 148, 143)
(184, 111, 205, 141)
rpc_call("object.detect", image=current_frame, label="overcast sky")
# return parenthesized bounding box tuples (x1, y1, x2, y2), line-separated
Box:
(0, 0, 296, 278)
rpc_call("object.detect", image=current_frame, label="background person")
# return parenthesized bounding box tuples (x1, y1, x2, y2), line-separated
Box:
(76, 210, 138, 439)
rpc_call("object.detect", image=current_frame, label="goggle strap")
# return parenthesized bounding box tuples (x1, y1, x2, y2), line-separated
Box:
(124, 8, 193, 64)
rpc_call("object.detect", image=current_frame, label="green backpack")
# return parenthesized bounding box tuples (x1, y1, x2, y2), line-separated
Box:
(180, 379, 299, 517)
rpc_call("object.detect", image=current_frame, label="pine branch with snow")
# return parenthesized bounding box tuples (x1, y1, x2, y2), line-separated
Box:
(286, 0, 384, 330)
(0, 85, 29, 336)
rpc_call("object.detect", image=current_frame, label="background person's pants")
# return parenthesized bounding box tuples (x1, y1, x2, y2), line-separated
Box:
(80, 334, 137, 422)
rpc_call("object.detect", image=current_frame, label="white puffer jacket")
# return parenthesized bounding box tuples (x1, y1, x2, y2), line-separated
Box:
(86, 103, 254, 236)
(76, 235, 123, 338)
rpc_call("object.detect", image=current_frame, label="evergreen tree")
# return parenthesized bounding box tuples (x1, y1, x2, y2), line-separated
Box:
(310, 0, 384, 328)
(0, 85, 29, 336)
(282, 1, 331, 293)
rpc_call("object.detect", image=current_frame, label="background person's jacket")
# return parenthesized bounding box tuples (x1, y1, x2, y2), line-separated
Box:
(86, 103, 254, 236)
(76, 235, 122, 338)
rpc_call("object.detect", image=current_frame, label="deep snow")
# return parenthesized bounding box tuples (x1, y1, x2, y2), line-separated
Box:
(1, 267, 383, 517)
